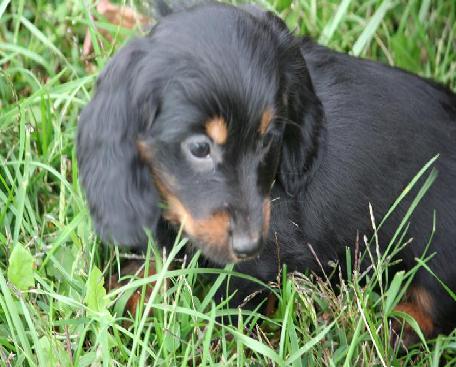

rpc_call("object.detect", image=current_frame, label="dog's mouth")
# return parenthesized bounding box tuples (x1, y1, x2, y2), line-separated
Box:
(187, 233, 264, 265)
(161, 190, 268, 264)
(166, 195, 271, 264)
(144, 159, 270, 264)
(164, 201, 265, 265)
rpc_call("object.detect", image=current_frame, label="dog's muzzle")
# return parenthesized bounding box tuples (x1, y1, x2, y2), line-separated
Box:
(231, 231, 261, 259)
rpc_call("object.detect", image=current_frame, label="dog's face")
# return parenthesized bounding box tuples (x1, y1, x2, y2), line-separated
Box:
(135, 6, 288, 263)
(77, 3, 321, 265)
(137, 107, 281, 263)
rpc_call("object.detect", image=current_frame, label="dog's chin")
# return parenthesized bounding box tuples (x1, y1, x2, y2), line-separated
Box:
(194, 241, 239, 265)
(186, 238, 262, 266)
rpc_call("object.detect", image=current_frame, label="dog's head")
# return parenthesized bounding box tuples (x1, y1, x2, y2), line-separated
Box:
(77, 3, 323, 264)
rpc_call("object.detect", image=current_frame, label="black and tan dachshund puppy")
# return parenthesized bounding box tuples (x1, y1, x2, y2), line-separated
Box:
(77, 2, 456, 344)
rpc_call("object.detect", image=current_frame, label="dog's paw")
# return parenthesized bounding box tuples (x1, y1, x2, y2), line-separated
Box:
(390, 302, 434, 349)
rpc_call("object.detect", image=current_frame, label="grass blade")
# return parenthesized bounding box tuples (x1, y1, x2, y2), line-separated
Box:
(352, 0, 394, 56)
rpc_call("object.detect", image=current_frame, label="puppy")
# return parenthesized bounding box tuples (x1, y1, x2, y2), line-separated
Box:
(77, 2, 456, 344)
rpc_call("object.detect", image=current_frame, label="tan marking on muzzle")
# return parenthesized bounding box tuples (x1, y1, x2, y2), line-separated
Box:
(206, 117, 228, 145)
(191, 211, 231, 248)
(154, 174, 231, 249)
(259, 108, 274, 135)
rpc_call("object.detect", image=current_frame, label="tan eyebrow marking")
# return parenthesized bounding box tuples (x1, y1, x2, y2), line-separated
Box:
(259, 108, 274, 135)
(205, 117, 228, 145)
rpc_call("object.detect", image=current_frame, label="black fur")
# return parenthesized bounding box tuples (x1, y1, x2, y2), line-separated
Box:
(77, 2, 456, 342)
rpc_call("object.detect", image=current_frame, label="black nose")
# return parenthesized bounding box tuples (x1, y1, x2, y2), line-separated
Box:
(231, 233, 260, 259)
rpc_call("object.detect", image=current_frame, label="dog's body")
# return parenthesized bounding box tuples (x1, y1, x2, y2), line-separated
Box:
(77, 3, 456, 343)
(235, 41, 456, 340)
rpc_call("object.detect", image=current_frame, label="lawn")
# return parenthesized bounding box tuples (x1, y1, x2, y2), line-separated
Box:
(1, 0, 456, 366)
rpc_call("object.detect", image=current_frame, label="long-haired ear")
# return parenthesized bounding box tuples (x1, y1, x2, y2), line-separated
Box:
(242, 8, 326, 195)
(77, 37, 161, 247)
(276, 29, 326, 196)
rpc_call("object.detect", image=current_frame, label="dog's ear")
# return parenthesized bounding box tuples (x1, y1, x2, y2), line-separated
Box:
(268, 15, 325, 196)
(279, 63, 325, 195)
(241, 8, 325, 195)
(77, 38, 161, 247)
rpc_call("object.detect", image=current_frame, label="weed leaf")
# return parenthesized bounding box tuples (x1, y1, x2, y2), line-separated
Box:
(7, 244, 35, 291)
(85, 266, 109, 314)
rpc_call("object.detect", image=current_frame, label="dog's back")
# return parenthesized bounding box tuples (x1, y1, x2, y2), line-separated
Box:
(299, 40, 456, 333)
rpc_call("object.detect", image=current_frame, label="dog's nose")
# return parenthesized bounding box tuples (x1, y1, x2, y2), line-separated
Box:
(231, 232, 260, 259)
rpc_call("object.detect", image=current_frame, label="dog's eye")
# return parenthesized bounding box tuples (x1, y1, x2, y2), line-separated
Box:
(189, 141, 210, 158)
(182, 135, 221, 172)
(183, 135, 213, 161)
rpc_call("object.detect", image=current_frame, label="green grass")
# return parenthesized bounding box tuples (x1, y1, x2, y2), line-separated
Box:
(1, 0, 456, 365)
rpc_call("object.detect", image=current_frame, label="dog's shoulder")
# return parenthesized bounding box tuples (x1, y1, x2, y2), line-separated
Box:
(300, 38, 456, 110)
